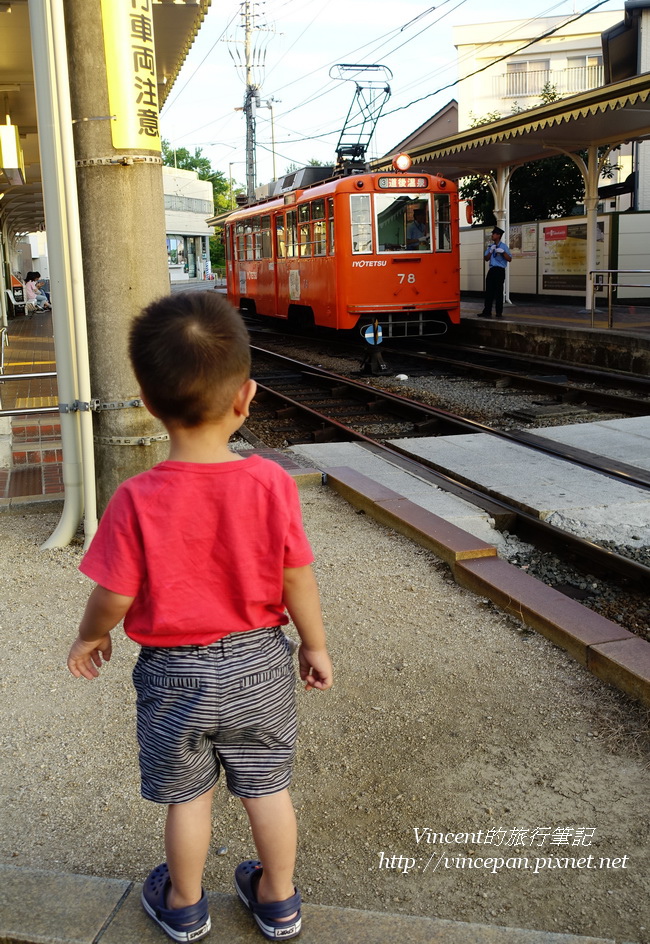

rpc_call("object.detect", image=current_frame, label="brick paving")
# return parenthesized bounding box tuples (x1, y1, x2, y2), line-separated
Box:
(1, 309, 61, 502)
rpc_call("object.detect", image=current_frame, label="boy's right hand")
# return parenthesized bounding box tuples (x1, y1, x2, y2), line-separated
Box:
(298, 645, 333, 691)
(67, 634, 112, 680)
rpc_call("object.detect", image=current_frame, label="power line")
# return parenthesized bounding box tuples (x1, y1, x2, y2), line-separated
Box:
(162, 5, 240, 116)
(271, 0, 614, 146)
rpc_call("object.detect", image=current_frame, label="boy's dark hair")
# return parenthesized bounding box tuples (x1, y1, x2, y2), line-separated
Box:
(129, 292, 251, 428)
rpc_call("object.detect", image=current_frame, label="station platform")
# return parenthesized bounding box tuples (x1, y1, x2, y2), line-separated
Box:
(0, 864, 616, 944)
(461, 295, 650, 335)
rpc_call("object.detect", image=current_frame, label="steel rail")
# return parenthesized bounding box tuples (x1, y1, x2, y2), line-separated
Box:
(252, 369, 650, 592)
(381, 349, 650, 416)
(252, 346, 650, 490)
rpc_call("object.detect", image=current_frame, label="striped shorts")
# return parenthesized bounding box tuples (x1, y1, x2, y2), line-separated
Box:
(132, 627, 297, 804)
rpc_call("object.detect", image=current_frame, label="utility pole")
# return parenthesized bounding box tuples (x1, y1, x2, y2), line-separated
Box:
(242, 0, 259, 202)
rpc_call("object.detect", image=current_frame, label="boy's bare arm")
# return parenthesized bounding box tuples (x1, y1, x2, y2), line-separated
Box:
(67, 585, 135, 681)
(283, 565, 333, 691)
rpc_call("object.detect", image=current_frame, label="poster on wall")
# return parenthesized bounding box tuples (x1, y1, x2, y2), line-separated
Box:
(540, 219, 607, 294)
(509, 223, 537, 257)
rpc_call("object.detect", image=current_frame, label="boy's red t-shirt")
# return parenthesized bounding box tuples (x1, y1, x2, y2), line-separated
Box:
(79, 456, 314, 646)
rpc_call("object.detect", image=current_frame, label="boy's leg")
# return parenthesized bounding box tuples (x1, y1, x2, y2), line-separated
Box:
(165, 786, 216, 909)
(240, 788, 297, 908)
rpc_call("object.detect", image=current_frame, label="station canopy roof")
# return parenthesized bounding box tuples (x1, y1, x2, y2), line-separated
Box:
(374, 72, 650, 179)
(0, 0, 210, 237)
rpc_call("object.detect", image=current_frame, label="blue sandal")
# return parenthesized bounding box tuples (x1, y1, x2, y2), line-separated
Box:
(141, 863, 211, 943)
(234, 859, 302, 940)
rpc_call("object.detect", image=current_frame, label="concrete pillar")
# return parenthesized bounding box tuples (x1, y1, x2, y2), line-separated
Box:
(584, 145, 599, 312)
(636, 8, 650, 210)
(488, 165, 512, 305)
(63, 0, 169, 514)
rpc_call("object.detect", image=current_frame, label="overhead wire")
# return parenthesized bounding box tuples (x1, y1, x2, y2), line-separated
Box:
(276, 0, 578, 141)
(162, 5, 240, 116)
(270, 0, 615, 146)
(167, 0, 617, 174)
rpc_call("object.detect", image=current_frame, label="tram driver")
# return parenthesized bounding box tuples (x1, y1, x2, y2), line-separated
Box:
(406, 207, 430, 250)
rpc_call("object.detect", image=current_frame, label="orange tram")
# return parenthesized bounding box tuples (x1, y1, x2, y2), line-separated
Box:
(224, 165, 460, 338)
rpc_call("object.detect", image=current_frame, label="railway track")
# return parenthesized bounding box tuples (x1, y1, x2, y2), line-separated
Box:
(251, 346, 650, 489)
(246, 321, 650, 420)
(249, 345, 650, 605)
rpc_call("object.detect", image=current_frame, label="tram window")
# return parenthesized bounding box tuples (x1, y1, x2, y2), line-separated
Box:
(260, 216, 272, 259)
(286, 210, 297, 258)
(375, 194, 431, 253)
(350, 194, 372, 254)
(245, 234, 254, 260)
(434, 194, 452, 252)
(328, 198, 335, 254)
(312, 199, 325, 220)
(299, 224, 311, 257)
(299, 203, 310, 223)
(313, 220, 326, 256)
(276, 216, 286, 258)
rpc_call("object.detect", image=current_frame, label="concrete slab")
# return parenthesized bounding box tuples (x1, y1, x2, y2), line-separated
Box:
(290, 443, 505, 547)
(324, 467, 497, 565)
(389, 433, 650, 546)
(0, 866, 616, 944)
(0, 865, 131, 944)
(530, 416, 650, 472)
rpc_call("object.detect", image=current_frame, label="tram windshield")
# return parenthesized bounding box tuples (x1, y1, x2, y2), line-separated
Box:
(376, 195, 431, 253)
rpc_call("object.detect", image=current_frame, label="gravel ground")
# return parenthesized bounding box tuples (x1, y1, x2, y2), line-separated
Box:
(1, 492, 649, 943)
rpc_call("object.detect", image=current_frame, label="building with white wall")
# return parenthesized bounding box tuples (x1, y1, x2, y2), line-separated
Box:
(163, 166, 214, 282)
(453, 10, 634, 215)
(453, 11, 623, 129)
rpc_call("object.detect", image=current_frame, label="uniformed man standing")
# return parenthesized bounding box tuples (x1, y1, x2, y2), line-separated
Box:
(479, 227, 512, 318)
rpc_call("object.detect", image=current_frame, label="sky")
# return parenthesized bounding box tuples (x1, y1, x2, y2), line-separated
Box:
(159, 0, 624, 190)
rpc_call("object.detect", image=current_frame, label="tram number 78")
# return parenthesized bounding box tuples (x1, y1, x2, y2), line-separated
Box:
(397, 273, 416, 284)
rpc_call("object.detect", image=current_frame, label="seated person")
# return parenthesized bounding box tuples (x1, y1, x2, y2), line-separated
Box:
(406, 209, 429, 250)
(24, 271, 52, 311)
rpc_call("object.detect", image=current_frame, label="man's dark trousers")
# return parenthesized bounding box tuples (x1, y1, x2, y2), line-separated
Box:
(483, 266, 506, 317)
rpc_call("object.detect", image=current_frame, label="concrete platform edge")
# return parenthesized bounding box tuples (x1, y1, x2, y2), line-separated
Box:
(0, 864, 617, 944)
(0, 495, 64, 514)
(324, 467, 650, 707)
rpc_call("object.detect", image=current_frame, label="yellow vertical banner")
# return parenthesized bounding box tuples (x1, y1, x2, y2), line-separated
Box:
(100, 0, 161, 151)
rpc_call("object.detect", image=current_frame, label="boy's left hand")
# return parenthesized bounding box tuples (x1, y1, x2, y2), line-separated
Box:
(67, 634, 112, 680)
(298, 644, 333, 691)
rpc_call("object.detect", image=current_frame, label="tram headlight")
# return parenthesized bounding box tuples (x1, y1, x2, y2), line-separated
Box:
(392, 152, 412, 172)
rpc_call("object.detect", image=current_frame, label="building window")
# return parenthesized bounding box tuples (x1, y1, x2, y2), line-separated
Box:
(166, 235, 186, 267)
(566, 55, 602, 92)
(504, 59, 550, 97)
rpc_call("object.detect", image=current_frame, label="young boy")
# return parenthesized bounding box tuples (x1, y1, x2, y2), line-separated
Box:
(67, 291, 333, 943)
